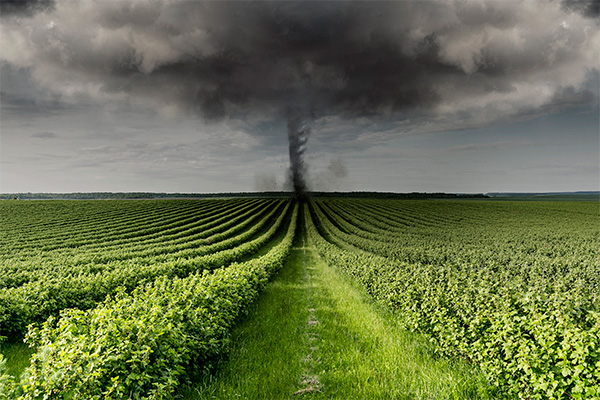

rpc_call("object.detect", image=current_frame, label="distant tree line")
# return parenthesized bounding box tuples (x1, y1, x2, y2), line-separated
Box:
(309, 192, 489, 199)
(0, 192, 489, 200)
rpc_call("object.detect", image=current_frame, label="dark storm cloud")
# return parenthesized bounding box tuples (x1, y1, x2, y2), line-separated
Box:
(0, 0, 54, 16)
(96, 1, 450, 120)
(561, 0, 600, 18)
(1, 0, 598, 128)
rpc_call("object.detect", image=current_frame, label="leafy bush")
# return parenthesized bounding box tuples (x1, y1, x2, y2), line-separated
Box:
(0, 200, 289, 339)
(17, 204, 297, 399)
(306, 201, 600, 399)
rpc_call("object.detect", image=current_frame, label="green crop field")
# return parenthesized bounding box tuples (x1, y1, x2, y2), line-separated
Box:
(0, 198, 598, 399)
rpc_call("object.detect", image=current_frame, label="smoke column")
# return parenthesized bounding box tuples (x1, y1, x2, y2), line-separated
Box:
(287, 111, 311, 198)
(285, 63, 315, 199)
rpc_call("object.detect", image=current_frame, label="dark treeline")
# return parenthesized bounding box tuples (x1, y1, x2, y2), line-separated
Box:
(0, 192, 284, 200)
(1, 192, 489, 200)
(310, 192, 488, 199)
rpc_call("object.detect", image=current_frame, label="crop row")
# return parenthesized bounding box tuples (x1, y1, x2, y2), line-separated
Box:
(0, 201, 290, 339)
(11, 200, 250, 254)
(0, 200, 276, 289)
(9, 203, 274, 276)
(1, 200, 206, 249)
(1, 203, 298, 399)
(313, 200, 600, 292)
(1, 199, 255, 254)
(307, 200, 599, 399)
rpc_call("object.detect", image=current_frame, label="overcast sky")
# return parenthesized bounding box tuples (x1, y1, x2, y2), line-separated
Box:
(1, 0, 598, 194)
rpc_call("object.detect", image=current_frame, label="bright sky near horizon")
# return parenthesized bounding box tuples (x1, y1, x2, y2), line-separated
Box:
(1, 0, 598, 194)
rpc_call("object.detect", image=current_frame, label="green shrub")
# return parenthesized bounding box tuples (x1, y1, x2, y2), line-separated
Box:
(306, 201, 600, 399)
(18, 203, 297, 399)
(0, 354, 17, 399)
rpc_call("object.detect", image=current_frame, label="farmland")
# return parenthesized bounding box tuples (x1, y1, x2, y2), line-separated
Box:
(0, 198, 598, 399)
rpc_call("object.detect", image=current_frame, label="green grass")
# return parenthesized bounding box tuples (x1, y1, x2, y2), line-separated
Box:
(178, 233, 312, 399)
(180, 214, 499, 399)
(308, 246, 495, 399)
(0, 341, 32, 379)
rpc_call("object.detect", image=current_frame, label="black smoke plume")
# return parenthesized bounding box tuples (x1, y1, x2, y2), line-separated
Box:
(286, 105, 314, 198)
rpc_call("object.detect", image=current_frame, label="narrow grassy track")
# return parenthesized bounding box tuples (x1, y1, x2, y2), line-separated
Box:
(178, 227, 312, 399)
(181, 211, 497, 399)
(0, 342, 31, 379)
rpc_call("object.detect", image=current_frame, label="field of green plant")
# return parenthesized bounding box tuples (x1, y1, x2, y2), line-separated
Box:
(0, 198, 598, 399)
(307, 199, 599, 399)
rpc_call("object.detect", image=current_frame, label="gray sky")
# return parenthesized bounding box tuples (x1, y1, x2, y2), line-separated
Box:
(1, 0, 598, 193)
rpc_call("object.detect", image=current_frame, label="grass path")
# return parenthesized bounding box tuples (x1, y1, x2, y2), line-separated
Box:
(0, 342, 31, 378)
(181, 215, 497, 399)
(178, 231, 313, 399)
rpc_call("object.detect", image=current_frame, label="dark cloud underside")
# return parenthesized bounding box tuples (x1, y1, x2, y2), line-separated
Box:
(2, 1, 596, 124)
(0, 0, 54, 16)
(561, 0, 600, 18)
(0, 0, 598, 193)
